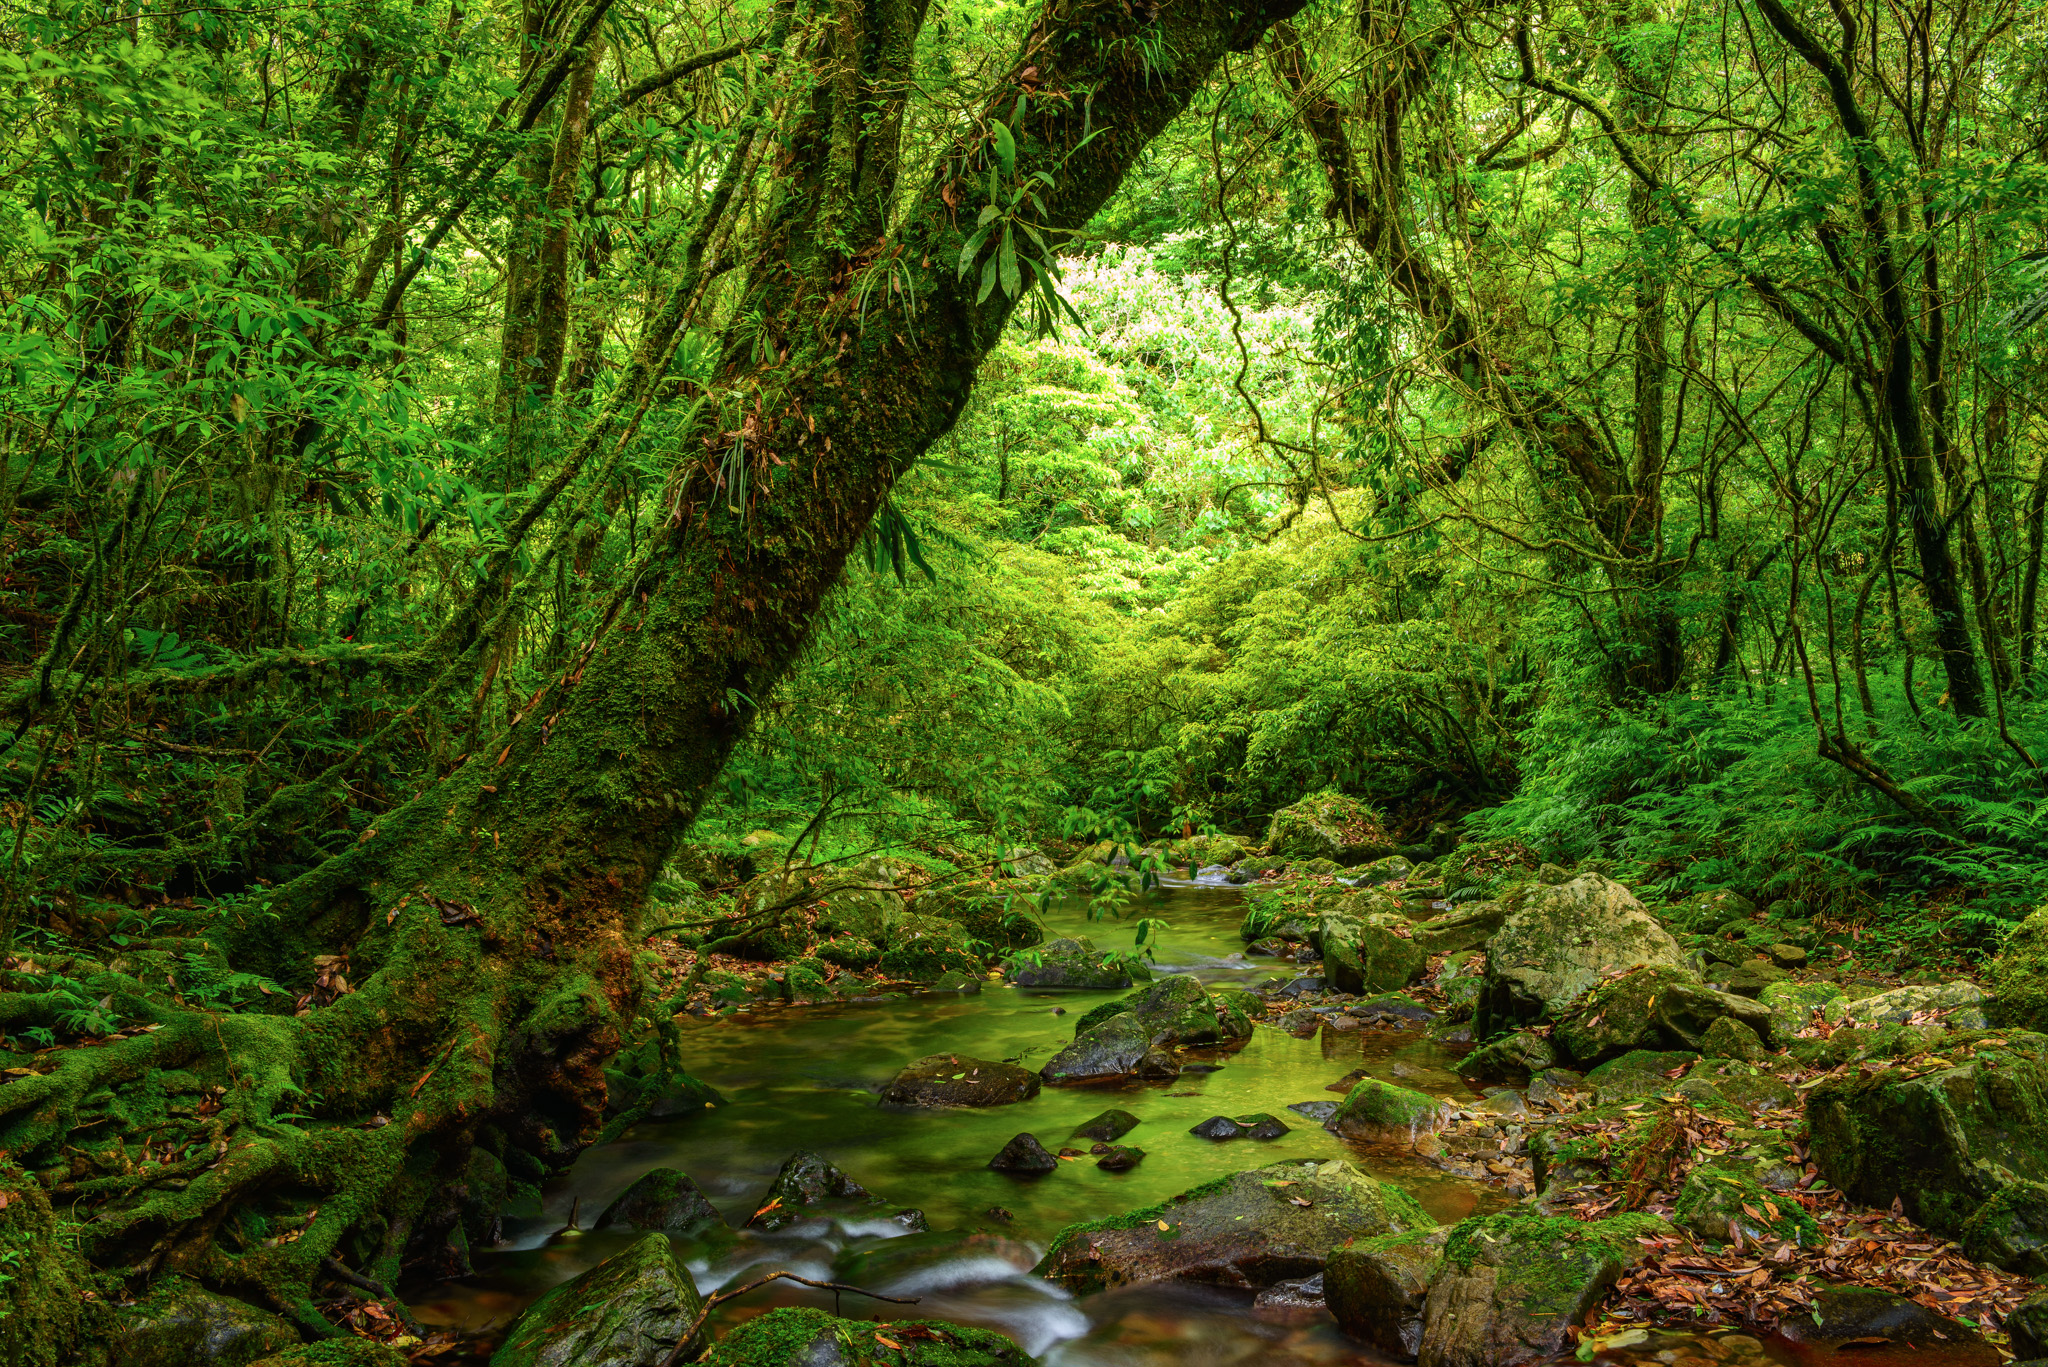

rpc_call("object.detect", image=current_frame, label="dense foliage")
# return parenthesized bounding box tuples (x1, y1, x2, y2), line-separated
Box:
(1, 0, 2047, 1348)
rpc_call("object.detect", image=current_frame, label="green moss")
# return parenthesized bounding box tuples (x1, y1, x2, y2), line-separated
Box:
(250, 1342, 411, 1367)
(697, 1307, 1035, 1365)
(1994, 905, 2048, 1032)
(1442, 1206, 1671, 1273)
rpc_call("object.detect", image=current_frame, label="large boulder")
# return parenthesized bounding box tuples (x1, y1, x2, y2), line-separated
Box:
(1325, 1229, 1447, 1359)
(1264, 792, 1399, 866)
(1673, 1165, 1818, 1247)
(595, 1168, 724, 1234)
(1759, 979, 1843, 1039)
(1994, 905, 2048, 1031)
(1417, 1210, 1672, 1367)
(881, 1054, 1041, 1108)
(1805, 1033, 2048, 1267)
(1325, 1079, 1452, 1148)
(1007, 936, 1144, 990)
(1477, 874, 1688, 1035)
(694, 1308, 1034, 1366)
(1322, 908, 1427, 996)
(492, 1233, 701, 1367)
(1035, 1158, 1434, 1293)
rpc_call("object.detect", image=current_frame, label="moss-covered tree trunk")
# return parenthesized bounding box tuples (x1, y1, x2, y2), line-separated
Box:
(0, 0, 1304, 1352)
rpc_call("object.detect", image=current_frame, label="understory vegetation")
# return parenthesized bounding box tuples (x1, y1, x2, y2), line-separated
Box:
(1, 0, 2046, 1352)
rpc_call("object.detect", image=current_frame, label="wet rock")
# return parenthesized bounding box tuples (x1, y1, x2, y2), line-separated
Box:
(1253, 1271, 1326, 1313)
(987, 1133, 1059, 1174)
(1072, 1109, 1141, 1141)
(1287, 1100, 1340, 1122)
(1278, 1009, 1322, 1037)
(1321, 905, 1427, 996)
(1477, 875, 1688, 1036)
(1325, 1228, 1447, 1359)
(1779, 1286, 1980, 1348)
(110, 1276, 298, 1367)
(1478, 1088, 1528, 1118)
(694, 1307, 1034, 1366)
(881, 1054, 1041, 1108)
(1036, 1158, 1434, 1293)
(1353, 993, 1438, 1024)
(1673, 1165, 1817, 1246)
(1074, 974, 1254, 1049)
(1040, 1014, 1182, 1084)
(877, 914, 984, 983)
(1831, 980, 1990, 1030)
(749, 1151, 884, 1230)
(1189, 1113, 1290, 1140)
(1417, 1209, 1671, 1367)
(1096, 1145, 1145, 1171)
(595, 1167, 724, 1234)
(1007, 936, 1144, 990)
(1264, 791, 1400, 865)
(493, 1232, 702, 1367)
(1326, 1079, 1450, 1147)
(1525, 1069, 1584, 1109)
(1276, 976, 1326, 998)
(1455, 1030, 1557, 1082)
(1805, 1033, 2048, 1265)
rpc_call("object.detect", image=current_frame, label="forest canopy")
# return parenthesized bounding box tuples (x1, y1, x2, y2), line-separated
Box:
(1, 0, 2047, 1354)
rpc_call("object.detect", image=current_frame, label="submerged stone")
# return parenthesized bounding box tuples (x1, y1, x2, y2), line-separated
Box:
(880, 1054, 1041, 1108)
(1095, 1145, 1145, 1171)
(748, 1151, 884, 1230)
(1071, 1108, 1141, 1141)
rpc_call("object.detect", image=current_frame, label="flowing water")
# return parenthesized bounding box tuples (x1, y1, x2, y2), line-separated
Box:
(406, 883, 1998, 1367)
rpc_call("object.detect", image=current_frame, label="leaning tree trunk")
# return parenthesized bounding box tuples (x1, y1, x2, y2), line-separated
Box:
(0, 0, 1304, 1350)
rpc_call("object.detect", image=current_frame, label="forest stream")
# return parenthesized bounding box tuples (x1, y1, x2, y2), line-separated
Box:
(403, 885, 2000, 1367)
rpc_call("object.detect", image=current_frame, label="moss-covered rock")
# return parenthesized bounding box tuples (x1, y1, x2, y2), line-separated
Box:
(1666, 889, 1759, 932)
(1456, 1029, 1558, 1082)
(695, 1308, 1035, 1366)
(249, 1346, 409, 1367)
(1993, 905, 2048, 1031)
(1264, 791, 1398, 865)
(1805, 1032, 2048, 1266)
(108, 1276, 298, 1367)
(1035, 1158, 1433, 1294)
(595, 1167, 724, 1234)
(1758, 979, 1843, 1040)
(1353, 855, 1415, 886)
(747, 1151, 890, 1231)
(1325, 1228, 1447, 1359)
(1829, 981, 1990, 1030)
(492, 1232, 701, 1367)
(1553, 965, 1696, 1063)
(1704, 958, 1789, 998)
(1040, 1013, 1181, 1084)
(876, 914, 982, 982)
(1326, 1078, 1451, 1147)
(1477, 874, 1688, 1036)
(1414, 902, 1507, 957)
(909, 878, 1043, 949)
(1183, 834, 1249, 867)
(815, 935, 880, 970)
(1321, 908, 1426, 996)
(1419, 1209, 1673, 1367)
(1673, 1165, 1817, 1247)
(1072, 1109, 1142, 1141)
(1583, 1050, 1697, 1104)
(1699, 1016, 1768, 1063)
(1006, 936, 1143, 990)
(1961, 1178, 2048, 1277)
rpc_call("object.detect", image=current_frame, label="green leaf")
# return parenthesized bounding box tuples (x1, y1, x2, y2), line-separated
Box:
(977, 255, 1000, 305)
(990, 119, 1016, 176)
(999, 226, 1020, 299)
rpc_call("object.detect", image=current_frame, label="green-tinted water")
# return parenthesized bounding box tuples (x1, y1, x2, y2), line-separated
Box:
(414, 882, 1489, 1360)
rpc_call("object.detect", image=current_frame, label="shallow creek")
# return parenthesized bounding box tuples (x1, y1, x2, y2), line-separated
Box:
(407, 883, 1994, 1367)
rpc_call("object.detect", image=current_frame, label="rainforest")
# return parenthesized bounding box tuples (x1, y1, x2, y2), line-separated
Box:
(5, 0, 2048, 1362)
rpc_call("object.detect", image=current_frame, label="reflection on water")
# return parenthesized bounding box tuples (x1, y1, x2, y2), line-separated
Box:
(410, 882, 1492, 1361)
